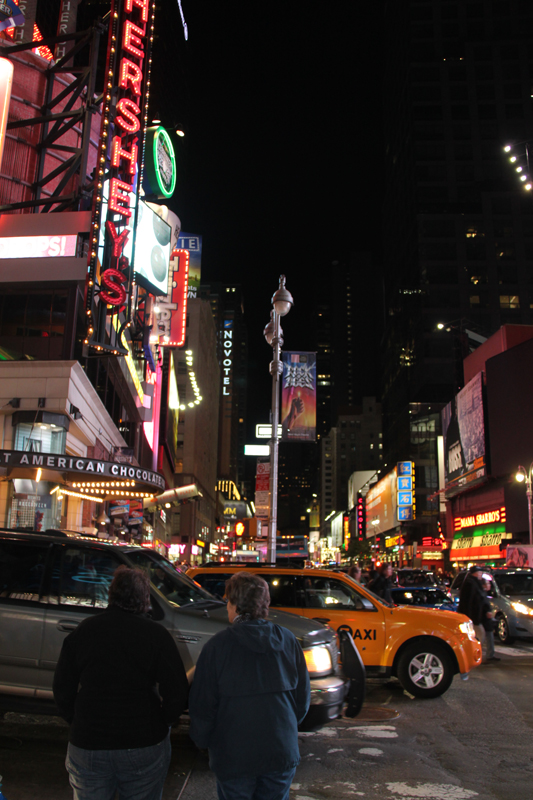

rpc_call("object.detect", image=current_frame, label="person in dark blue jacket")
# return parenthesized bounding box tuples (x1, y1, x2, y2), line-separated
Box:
(188, 571, 311, 800)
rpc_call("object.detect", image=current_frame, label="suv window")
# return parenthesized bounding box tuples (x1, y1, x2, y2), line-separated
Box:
(125, 550, 215, 606)
(302, 576, 367, 610)
(0, 539, 50, 603)
(52, 546, 122, 608)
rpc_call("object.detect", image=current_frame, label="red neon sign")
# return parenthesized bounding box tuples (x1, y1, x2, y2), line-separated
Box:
(86, 0, 154, 327)
(454, 506, 506, 532)
(163, 249, 189, 347)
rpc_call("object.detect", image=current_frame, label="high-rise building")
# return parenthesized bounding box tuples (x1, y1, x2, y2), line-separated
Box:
(316, 254, 381, 438)
(381, 0, 533, 536)
(200, 283, 248, 492)
(320, 398, 382, 530)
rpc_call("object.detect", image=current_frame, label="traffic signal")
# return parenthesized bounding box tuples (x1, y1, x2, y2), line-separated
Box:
(356, 494, 366, 541)
(235, 521, 245, 537)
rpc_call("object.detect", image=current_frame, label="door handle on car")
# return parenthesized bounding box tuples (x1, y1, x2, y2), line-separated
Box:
(312, 616, 331, 624)
(57, 620, 80, 632)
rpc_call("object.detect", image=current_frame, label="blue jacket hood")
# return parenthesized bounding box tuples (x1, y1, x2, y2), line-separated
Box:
(227, 618, 286, 654)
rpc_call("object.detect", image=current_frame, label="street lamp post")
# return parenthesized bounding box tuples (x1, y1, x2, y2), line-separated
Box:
(263, 275, 293, 563)
(515, 464, 533, 546)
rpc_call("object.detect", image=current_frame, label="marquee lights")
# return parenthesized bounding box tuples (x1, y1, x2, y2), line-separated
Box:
(178, 349, 203, 410)
(157, 248, 189, 347)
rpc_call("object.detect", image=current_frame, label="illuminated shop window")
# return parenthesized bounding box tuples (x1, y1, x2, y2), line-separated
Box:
(14, 422, 66, 454)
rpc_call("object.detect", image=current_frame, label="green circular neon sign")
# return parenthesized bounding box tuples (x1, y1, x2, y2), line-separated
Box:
(145, 126, 177, 199)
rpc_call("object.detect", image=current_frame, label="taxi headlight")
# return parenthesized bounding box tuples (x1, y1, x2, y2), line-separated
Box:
(303, 645, 332, 675)
(511, 601, 533, 617)
(459, 620, 477, 641)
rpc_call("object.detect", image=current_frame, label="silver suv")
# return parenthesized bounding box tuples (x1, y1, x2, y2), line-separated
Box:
(0, 531, 349, 728)
(450, 567, 533, 644)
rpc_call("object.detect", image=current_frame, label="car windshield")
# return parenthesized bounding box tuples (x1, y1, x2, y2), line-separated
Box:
(391, 588, 453, 606)
(124, 549, 218, 607)
(493, 572, 533, 596)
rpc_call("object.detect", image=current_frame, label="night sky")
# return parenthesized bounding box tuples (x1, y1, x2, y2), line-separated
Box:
(151, 1, 386, 431)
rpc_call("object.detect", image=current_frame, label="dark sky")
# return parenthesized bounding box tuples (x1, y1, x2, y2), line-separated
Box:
(151, 1, 386, 430)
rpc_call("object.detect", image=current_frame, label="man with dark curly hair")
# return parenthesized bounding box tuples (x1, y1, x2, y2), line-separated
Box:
(189, 571, 310, 800)
(53, 565, 188, 800)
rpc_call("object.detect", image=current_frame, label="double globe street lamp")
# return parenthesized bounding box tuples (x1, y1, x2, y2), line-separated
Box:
(263, 275, 294, 563)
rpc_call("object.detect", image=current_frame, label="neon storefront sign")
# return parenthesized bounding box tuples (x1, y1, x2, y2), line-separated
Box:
(454, 506, 506, 532)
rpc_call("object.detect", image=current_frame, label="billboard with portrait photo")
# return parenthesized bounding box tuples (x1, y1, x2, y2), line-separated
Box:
(280, 352, 316, 442)
(442, 371, 487, 496)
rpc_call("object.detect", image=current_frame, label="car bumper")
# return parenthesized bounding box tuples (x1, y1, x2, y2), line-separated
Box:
(509, 614, 533, 638)
(454, 636, 482, 673)
(301, 676, 348, 730)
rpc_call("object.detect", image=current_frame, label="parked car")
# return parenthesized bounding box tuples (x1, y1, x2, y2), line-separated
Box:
(0, 531, 350, 728)
(187, 564, 482, 699)
(390, 585, 459, 612)
(394, 569, 442, 587)
(450, 568, 533, 644)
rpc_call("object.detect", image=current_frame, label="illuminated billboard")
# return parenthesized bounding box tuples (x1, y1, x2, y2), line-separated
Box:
(0, 234, 77, 258)
(441, 372, 487, 496)
(177, 233, 201, 297)
(365, 467, 397, 536)
(133, 201, 171, 296)
(280, 352, 316, 442)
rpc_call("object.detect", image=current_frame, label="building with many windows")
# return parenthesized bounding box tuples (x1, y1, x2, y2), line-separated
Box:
(381, 0, 533, 539)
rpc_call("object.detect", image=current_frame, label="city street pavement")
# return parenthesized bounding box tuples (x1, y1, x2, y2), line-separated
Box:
(1, 643, 533, 800)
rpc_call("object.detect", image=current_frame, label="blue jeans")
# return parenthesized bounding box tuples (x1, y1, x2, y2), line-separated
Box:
(216, 767, 297, 800)
(66, 731, 171, 800)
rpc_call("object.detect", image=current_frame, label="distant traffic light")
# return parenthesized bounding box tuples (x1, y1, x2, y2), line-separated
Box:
(235, 521, 245, 536)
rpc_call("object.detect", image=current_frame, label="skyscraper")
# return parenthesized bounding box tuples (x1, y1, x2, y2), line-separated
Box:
(381, 0, 533, 534)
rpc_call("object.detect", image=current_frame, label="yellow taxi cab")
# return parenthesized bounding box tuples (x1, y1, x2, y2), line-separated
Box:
(187, 564, 482, 698)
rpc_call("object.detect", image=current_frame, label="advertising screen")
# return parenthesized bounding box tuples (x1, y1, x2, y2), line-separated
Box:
(133, 201, 171, 296)
(177, 233, 202, 297)
(441, 372, 486, 496)
(365, 467, 397, 536)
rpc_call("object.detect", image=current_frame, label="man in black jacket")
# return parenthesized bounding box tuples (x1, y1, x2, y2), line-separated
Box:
(53, 566, 188, 800)
(189, 572, 311, 800)
(458, 565, 495, 662)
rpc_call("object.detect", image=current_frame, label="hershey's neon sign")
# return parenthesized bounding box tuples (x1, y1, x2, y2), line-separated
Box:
(454, 506, 506, 532)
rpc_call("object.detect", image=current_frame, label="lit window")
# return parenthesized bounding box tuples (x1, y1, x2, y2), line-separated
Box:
(370, 443, 374, 449)
(500, 295, 520, 309)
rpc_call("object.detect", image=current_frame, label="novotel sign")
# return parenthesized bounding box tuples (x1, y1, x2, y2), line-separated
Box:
(454, 506, 507, 532)
(0, 449, 165, 491)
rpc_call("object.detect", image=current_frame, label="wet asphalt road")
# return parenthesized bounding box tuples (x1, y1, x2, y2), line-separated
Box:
(1, 642, 533, 800)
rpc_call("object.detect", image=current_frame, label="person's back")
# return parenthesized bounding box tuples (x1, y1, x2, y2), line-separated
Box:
(53, 565, 188, 800)
(189, 571, 310, 800)
(55, 605, 185, 749)
(191, 619, 308, 779)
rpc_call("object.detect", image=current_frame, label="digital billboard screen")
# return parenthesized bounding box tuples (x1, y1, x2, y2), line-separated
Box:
(133, 201, 171, 296)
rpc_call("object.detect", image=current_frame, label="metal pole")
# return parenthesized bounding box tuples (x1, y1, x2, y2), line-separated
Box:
(526, 464, 533, 545)
(267, 310, 283, 563)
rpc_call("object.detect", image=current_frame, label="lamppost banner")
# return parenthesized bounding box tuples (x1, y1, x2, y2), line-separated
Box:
(280, 351, 316, 442)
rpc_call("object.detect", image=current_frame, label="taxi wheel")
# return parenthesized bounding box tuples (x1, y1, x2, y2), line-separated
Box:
(397, 641, 454, 698)
(496, 615, 515, 645)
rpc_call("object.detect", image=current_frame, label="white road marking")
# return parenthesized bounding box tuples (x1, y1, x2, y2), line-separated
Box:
(386, 782, 478, 799)
(316, 727, 338, 736)
(327, 747, 344, 753)
(345, 725, 398, 738)
(290, 784, 301, 790)
(494, 645, 533, 656)
(358, 747, 384, 756)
